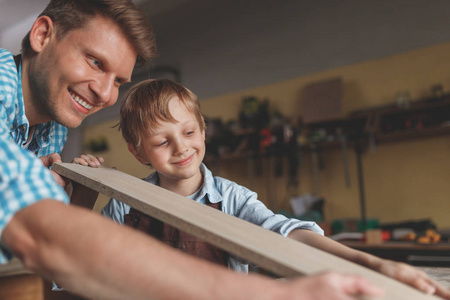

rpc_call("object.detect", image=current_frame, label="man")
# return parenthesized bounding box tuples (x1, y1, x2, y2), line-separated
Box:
(0, 1, 385, 299)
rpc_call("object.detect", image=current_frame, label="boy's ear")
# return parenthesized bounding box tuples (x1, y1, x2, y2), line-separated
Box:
(29, 16, 55, 53)
(201, 116, 206, 141)
(127, 144, 149, 165)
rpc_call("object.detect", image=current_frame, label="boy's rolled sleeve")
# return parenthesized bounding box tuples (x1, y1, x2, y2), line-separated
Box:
(234, 188, 324, 237)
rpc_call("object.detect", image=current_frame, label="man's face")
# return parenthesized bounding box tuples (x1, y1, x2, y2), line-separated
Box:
(28, 16, 137, 128)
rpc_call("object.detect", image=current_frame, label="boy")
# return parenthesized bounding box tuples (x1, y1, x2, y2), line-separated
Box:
(76, 79, 448, 297)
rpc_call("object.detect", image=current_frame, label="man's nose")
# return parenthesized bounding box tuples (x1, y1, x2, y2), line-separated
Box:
(90, 74, 116, 105)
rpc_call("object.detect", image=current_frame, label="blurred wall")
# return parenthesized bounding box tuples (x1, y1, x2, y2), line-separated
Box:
(83, 42, 450, 228)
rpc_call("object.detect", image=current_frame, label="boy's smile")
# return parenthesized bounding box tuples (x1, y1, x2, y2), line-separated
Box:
(132, 97, 206, 195)
(173, 153, 195, 166)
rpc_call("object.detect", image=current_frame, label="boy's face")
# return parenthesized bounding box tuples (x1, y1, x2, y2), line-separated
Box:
(131, 97, 206, 185)
(26, 15, 136, 128)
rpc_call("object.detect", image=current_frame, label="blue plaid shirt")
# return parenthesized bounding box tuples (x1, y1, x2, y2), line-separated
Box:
(0, 48, 69, 263)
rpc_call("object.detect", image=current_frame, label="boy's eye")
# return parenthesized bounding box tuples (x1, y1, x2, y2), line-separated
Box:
(157, 140, 168, 146)
(186, 131, 194, 136)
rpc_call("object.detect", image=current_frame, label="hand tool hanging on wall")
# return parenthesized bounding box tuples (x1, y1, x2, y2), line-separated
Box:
(282, 124, 302, 211)
(354, 131, 367, 229)
(310, 142, 321, 195)
(260, 127, 276, 209)
(301, 77, 343, 195)
(336, 127, 350, 188)
(239, 96, 270, 177)
(270, 112, 286, 178)
(285, 124, 301, 188)
(365, 113, 378, 153)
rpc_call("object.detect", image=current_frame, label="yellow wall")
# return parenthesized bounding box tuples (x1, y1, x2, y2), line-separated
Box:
(84, 42, 450, 228)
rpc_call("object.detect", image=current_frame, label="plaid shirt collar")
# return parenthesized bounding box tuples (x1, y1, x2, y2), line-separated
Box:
(10, 56, 66, 155)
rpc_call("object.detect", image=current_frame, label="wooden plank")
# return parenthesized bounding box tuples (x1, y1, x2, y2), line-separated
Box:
(0, 274, 43, 300)
(0, 258, 31, 277)
(53, 162, 440, 300)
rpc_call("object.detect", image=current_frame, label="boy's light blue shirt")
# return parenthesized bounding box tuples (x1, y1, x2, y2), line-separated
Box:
(0, 48, 69, 263)
(102, 163, 323, 273)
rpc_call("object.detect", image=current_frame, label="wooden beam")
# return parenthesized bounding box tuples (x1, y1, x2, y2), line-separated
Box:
(0, 273, 43, 300)
(53, 162, 441, 300)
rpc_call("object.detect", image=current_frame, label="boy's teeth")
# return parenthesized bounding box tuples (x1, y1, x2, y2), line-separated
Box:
(71, 92, 93, 110)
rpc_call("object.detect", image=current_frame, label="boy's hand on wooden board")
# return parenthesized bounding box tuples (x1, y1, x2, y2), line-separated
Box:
(72, 154, 104, 168)
(375, 259, 450, 299)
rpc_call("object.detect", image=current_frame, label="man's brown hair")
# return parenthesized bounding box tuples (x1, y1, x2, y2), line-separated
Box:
(21, 0, 157, 65)
(119, 79, 205, 152)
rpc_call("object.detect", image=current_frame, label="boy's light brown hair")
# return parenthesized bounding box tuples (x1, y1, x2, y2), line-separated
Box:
(21, 0, 157, 65)
(119, 79, 206, 152)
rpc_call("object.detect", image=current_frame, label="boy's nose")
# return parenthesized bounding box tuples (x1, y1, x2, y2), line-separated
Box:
(173, 139, 188, 155)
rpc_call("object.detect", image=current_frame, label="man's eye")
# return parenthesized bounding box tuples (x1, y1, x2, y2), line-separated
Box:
(91, 58, 101, 68)
(186, 131, 194, 136)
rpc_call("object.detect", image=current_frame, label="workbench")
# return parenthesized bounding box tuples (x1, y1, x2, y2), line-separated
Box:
(419, 267, 450, 288)
(342, 241, 450, 267)
(0, 258, 85, 300)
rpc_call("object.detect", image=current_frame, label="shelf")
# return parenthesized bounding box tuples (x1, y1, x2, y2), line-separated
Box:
(204, 96, 450, 163)
(300, 97, 450, 151)
(375, 125, 450, 144)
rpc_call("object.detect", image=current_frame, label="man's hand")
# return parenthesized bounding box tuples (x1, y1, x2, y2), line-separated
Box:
(284, 272, 384, 300)
(40, 153, 69, 188)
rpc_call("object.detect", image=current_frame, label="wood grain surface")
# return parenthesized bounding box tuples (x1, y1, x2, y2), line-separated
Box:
(0, 273, 43, 300)
(53, 162, 442, 300)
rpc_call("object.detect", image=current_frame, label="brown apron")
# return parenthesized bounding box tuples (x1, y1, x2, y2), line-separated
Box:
(124, 199, 228, 267)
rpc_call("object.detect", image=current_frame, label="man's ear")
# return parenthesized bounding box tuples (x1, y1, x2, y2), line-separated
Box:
(29, 16, 55, 53)
(127, 144, 149, 165)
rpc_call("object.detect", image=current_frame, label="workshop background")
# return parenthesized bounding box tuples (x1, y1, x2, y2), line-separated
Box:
(1, 0, 449, 231)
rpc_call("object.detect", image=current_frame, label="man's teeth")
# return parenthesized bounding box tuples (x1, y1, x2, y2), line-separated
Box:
(70, 93, 93, 110)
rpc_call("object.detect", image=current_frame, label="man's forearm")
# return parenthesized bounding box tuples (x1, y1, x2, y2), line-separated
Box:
(1, 200, 282, 300)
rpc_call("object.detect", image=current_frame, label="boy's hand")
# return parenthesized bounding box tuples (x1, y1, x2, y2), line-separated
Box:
(375, 259, 450, 299)
(72, 154, 104, 167)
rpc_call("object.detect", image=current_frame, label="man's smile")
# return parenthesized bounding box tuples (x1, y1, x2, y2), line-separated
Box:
(69, 90, 94, 111)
